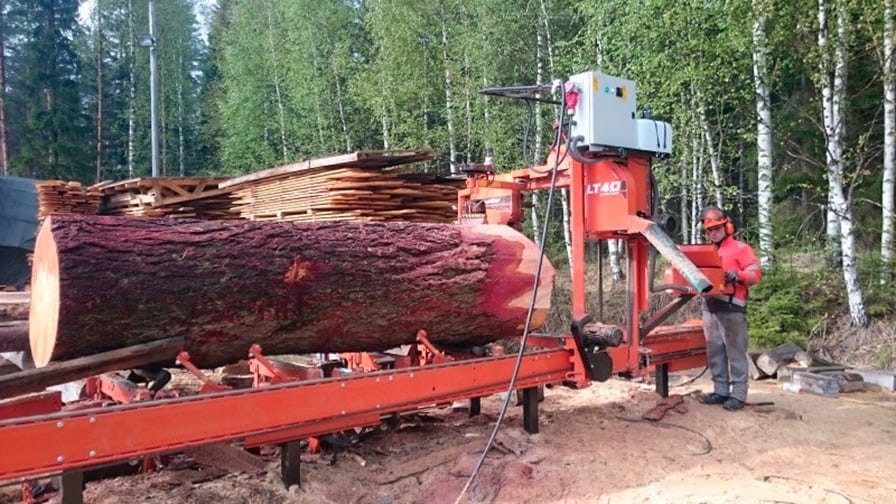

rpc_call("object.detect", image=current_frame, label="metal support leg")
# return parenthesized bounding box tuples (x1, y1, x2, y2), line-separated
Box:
(522, 387, 539, 434)
(280, 441, 301, 488)
(59, 469, 84, 504)
(469, 397, 480, 417)
(655, 363, 669, 398)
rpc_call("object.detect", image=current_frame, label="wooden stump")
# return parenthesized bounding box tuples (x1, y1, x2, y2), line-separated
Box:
(756, 342, 805, 376)
(29, 215, 555, 368)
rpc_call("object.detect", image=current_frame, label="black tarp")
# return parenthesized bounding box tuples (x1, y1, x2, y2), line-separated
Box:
(0, 176, 39, 287)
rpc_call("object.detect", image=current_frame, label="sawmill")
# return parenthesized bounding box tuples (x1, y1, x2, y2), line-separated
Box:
(0, 71, 730, 503)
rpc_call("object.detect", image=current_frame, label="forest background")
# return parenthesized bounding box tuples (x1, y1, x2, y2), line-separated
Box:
(1, 0, 894, 368)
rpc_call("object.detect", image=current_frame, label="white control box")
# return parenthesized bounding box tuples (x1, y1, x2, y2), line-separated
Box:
(566, 71, 672, 156)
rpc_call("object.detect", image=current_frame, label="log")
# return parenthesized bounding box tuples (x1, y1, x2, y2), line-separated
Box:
(0, 336, 184, 399)
(29, 215, 554, 368)
(756, 342, 805, 376)
(792, 371, 839, 398)
(823, 371, 864, 393)
(747, 352, 768, 381)
(0, 321, 28, 352)
(0, 292, 30, 322)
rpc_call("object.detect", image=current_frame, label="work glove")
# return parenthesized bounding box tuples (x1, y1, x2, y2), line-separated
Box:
(724, 270, 739, 284)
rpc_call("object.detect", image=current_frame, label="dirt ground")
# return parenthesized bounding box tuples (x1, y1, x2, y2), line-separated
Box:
(4, 369, 895, 504)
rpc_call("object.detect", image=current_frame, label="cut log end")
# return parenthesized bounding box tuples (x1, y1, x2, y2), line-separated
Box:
(29, 217, 61, 368)
(465, 225, 554, 329)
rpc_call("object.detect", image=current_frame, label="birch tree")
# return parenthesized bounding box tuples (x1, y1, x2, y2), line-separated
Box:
(0, 3, 9, 176)
(883, 0, 895, 283)
(819, 0, 843, 262)
(753, 0, 774, 267)
(818, 0, 867, 327)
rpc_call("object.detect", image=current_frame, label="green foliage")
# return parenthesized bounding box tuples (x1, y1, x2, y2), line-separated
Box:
(8, 0, 90, 181)
(747, 265, 816, 350)
(856, 252, 896, 317)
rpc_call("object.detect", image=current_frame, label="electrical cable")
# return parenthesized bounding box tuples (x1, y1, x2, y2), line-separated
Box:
(452, 82, 568, 504)
(615, 416, 713, 455)
(670, 366, 708, 387)
(566, 134, 603, 165)
(522, 100, 534, 168)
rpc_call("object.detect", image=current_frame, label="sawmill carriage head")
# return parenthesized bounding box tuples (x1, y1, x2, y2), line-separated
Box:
(460, 71, 725, 383)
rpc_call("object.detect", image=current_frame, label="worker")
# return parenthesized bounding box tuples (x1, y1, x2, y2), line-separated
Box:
(697, 206, 762, 412)
(126, 364, 171, 398)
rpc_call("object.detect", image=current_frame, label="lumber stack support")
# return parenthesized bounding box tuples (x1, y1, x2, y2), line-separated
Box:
(96, 177, 239, 219)
(29, 215, 554, 369)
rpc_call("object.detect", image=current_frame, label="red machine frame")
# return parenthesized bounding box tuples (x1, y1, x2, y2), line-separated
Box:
(458, 141, 727, 387)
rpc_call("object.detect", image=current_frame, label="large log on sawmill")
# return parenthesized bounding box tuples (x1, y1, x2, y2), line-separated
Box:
(29, 215, 554, 368)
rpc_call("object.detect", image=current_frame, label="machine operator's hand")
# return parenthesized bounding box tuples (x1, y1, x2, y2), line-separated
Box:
(724, 270, 739, 284)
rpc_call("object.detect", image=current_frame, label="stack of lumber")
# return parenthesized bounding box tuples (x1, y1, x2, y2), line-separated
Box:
(222, 150, 461, 223)
(36, 180, 103, 218)
(230, 169, 460, 223)
(97, 177, 239, 219)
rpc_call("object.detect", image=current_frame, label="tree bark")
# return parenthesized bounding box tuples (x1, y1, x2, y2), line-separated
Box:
(29, 215, 555, 369)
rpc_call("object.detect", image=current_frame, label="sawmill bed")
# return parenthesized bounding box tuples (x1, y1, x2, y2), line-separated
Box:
(2, 369, 893, 504)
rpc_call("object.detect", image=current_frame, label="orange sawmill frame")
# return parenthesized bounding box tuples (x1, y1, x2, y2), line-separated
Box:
(0, 337, 587, 482)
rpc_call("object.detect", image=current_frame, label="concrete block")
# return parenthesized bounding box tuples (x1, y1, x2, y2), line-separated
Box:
(847, 369, 896, 391)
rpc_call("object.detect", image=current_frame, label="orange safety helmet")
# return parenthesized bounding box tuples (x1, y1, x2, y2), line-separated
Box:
(700, 206, 734, 235)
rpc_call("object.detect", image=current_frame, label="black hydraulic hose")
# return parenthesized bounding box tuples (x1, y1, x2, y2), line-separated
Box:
(566, 134, 603, 165)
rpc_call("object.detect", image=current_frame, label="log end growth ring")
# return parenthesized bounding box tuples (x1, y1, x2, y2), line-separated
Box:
(29, 217, 60, 367)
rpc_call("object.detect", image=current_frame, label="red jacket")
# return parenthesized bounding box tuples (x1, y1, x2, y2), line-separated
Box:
(712, 235, 762, 306)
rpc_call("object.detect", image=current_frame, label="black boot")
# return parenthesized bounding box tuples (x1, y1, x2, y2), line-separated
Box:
(697, 392, 729, 405)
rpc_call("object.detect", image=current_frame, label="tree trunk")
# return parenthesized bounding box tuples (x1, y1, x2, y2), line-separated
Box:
(699, 104, 724, 209)
(127, 0, 136, 178)
(883, 0, 895, 284)
(335, 77, 351, 152)
(819, 0, 842, 262)
(830, 3, 867, 326)
(439, 0, 457, 175)
(753, 0, 774, 267)
(265, 6, 289, 163)
(177, 51, 185, 176)
(95, 5, 104, 184)
(29, 216, 555, 369)
(0, 7, 9, 176)
(380, 74, 390, 149)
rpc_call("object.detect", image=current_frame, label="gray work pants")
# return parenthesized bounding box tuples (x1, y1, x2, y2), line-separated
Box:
(702, 310, 749, 401)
